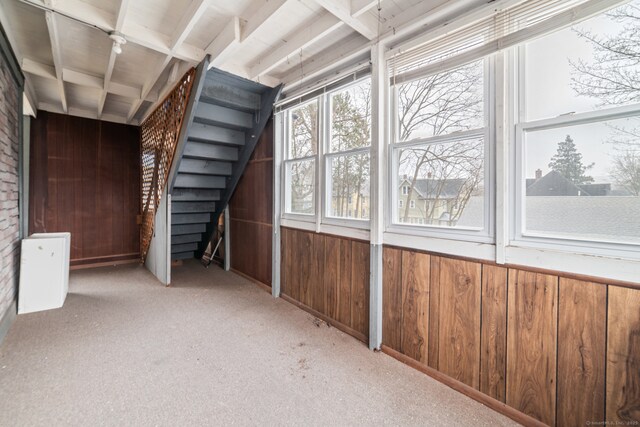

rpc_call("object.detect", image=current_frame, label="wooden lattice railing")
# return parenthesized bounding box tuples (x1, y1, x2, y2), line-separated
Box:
(140, 68, 196, 262)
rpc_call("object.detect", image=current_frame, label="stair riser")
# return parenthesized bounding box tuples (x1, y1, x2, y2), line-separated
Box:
(172, 224, 206, 235)
(171, 243, 198, 253)
(174, 174, 226, 189)
(178, 159, 232, 176)
(171, 213, 211, 225)
(172, 202, 216, 213)
(195, 103, 253, 129)
(183, 141, 238, 162)
(171, 189, 220, 202)
(188, 122, 245, 146)
(171, 233, 202, 244)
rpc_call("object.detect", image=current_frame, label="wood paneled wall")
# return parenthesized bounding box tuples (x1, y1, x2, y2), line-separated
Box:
(229, 118, 273, 286)
(382, 245, 640, 426)
(280, 227, 369, 341)
(29, 111, 140, 266)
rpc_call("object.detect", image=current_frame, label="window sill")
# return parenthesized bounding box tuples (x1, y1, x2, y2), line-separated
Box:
(383, 231, 496, 261)
(504, 244, 640, 285)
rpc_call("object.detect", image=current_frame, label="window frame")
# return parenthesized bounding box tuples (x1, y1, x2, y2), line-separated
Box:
(282, 97, 321, 222)
(512, 43, 640, 260)
(386, 56, 496, 244)
(322, 77, 372, 229)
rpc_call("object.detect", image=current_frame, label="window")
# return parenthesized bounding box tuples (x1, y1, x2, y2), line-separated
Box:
(516, 1, 640, 251)
(281, 77, 372, 226)
(327, 80, 372, 220)
(399, 200, 403, 208)
(284, 100, 318, 216)
(391, 59, 490, 233)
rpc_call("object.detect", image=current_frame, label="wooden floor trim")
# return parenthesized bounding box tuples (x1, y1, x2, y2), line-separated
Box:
(381, 345, 547, 427)
(70, 258, 139, 270)
(280, 293, 369, 345)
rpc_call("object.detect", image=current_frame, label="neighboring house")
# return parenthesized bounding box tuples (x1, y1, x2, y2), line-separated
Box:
(330, 191, 370, 219)
(397, 177, 475, 226)
(526, 169, 613, 196)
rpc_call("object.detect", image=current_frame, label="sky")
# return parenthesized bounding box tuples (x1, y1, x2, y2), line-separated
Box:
(524, 5, 639, 180)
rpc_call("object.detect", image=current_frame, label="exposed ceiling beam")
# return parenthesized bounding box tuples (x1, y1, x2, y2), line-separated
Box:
(280, 0, 486, 93)
(351, 0, 380, 17)
(241, 0, 288, 41)
(279, 33, 370, 89)
(98, 0, 130, 118)
(21, 57, 158, 102)
(172, 0, 210, 49)
(21, 0, 203, 62)
(23, 80, 39, 117)
(205, 0, 288, 69)
(127, 0, 210, 122)
(249, 12, 343, 79)
(44, 9, 67, 112)
(313, 0, 378, 40)
(205, 17, 241, 67)
(0, 1, 39, 116)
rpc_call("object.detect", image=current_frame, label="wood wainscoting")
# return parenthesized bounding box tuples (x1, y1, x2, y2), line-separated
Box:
(280, 227, 370, 343)
(229, 118, 273, 287)
(382, 245, 640, 426)
(29, 111, 140, 267)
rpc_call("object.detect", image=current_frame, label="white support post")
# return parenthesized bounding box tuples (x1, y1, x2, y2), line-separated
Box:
(272, 112, 284, 298)
(224, 205, 231, 272)
(495, 52, 508, 264)
(369, 41, 386, 350)
(166, 194, 172, 286)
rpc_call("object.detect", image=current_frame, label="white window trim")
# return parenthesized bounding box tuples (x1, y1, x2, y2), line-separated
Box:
(322, 77, 372, 227)
(512, 45, 640, 261)
(387, 56, 496, 244)
(282, 97, 321, 222)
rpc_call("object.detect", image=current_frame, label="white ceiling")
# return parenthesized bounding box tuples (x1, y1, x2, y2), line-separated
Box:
(0, 0, 458, 125)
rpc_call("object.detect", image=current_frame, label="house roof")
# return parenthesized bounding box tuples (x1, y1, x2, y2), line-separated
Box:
(400, 178, 466, 199)
(0, 0, 466, 125)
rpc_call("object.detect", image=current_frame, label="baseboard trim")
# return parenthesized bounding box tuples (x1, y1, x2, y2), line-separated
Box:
(0, 300, 17, 347)
(380, 345, 547, 427)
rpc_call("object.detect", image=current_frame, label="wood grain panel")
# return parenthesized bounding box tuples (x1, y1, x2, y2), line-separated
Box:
(287, 228, 301, 300)
(506, 269, 558, 426)
(607, 285, 640, 423)
(280, 227, 290, 297)
(29, 111, 140, 264)
(480, 264, 507, 402)
(351, 240, 369, 336)
(437, 257, 482, 389)
(400, 251, 430, 364)
(428, 256, 441, 369)
(382, 247, 402, 351)
(228, 117, 273, 286)
(557, 278, 606, 426)
(310, 233, 325, 314)
(230, 219, 272, 286)
(298, 230, 313, 307)
(324, 235, 351, 325)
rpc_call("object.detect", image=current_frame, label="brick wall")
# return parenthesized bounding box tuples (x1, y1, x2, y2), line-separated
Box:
(0, 46, 21, 321)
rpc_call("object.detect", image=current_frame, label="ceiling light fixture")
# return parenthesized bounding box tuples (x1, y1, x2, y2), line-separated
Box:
(109, 31, 127, 55)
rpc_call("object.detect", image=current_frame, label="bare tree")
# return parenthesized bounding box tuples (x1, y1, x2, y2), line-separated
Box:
(612, 150, 640, 195)
(329, 83, 371, 218)
(570, 1, 640, 195)
(397, 60, 484, 224)
(290, 103, 318, 213)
